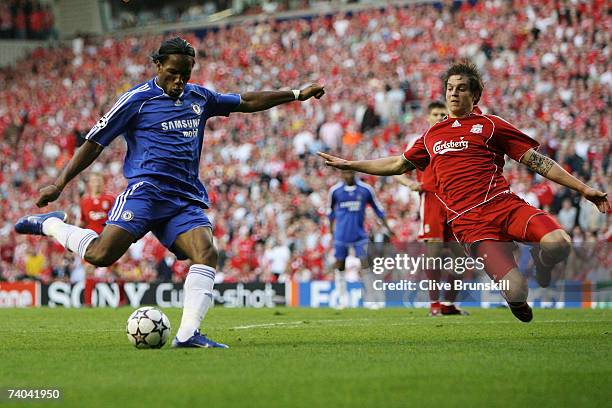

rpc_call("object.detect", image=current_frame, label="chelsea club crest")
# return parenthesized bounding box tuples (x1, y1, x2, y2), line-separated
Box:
(191, 103, 202, 115)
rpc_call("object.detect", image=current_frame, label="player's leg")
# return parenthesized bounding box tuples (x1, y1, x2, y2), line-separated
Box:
(170, 226, 228, 348)
(15, 211, 134, 266)
(440, 228, 469, 316)
(505, 201, 569, 287)
(333, 251, 349, 309)
(418, 192, 449, 316)
(149, 199, 227, 349)
(473, 240, 532, 322)
(423, 239, 443, 316)
(357, 241, 384, 309)
(524, 214, 570, 287)
(83, 263, 96, 307)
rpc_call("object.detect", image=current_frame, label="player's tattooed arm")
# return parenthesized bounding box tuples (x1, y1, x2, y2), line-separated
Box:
(521, 149, 554, 176)
(520, 149, 610, 213)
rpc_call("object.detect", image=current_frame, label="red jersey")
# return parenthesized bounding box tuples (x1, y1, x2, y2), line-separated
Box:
(403, 108, 538, 221)
(80, 194, 115, 234)
(416, 167, 436, 193)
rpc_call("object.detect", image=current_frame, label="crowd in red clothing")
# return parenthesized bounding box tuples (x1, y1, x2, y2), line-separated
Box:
(0, 0, 609, 284)
(0, 0, 55, 40)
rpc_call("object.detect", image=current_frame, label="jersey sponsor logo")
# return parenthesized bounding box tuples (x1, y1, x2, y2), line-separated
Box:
(160, 118, 201, 131)
(121, 210, 134, 221)
(88, 211, 108, 221)
(339, 201, 362, 211)
(191, 103, 202, 115)
(433, 137, 469, 155)
(451, 120, 461, 128)
(470, 124, 483, 134)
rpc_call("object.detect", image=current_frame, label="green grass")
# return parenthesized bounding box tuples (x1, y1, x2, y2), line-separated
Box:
(0, 307, 610, 408)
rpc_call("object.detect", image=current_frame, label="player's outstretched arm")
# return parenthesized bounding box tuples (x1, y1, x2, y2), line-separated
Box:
(520, 149, 609, 213)
(36, 140, 104, 208)
(317, 152, 414, 176)
(234, 83, 325, 113)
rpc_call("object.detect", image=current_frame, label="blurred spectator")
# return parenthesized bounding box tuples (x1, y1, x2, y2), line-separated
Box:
(557, 198, 578, 233)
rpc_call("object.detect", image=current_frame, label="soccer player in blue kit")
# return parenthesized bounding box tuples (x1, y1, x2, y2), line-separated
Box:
(15, 37, 325, 348)
(328, 170, 392, 308)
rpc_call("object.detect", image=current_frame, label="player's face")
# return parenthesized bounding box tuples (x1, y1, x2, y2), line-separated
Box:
(88, 174, 103, 195)
(341, 170, 355, 185)
(427, 107, 447, 126)
(445, 75, 475, 117)
(156, 54, 194, 99)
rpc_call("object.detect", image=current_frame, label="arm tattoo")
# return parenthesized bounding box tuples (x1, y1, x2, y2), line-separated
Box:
(525, 151, 555, 176)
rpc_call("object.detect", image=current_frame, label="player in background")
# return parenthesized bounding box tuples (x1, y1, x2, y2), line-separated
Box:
(395, 101, 468, 316)
(328, 169, 393, 309)
(318, 61, 609, 322)
(79, 172, 123, 307)
(15, 37, 325, 347)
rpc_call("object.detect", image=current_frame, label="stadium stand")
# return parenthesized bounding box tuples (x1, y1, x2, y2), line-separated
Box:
(0, 0, 609, 284)
(0, 0, 55, 40)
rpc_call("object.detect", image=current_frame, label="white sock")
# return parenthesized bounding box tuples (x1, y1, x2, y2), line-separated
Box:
(42, 218, 98, 259)
(176, 264, 215, 342)
(334, 269, 348, 307)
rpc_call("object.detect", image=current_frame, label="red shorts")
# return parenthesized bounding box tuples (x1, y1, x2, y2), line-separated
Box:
(450, 192, 562, 247)
(418, 191, 455, 242)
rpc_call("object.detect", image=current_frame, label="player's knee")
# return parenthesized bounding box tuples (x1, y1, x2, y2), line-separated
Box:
(540, 230, 571, 263)
(84, 243, 120, 267)
(190, 242, 218, 267)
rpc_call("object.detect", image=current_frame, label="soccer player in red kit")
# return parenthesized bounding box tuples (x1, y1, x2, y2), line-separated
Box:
(80, 172, 115, 306)
(395, 101, 467, 317)
(318, 61, 609, 322)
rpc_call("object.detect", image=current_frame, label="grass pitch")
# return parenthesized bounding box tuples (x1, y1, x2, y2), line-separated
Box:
(0, 307, 610, 407)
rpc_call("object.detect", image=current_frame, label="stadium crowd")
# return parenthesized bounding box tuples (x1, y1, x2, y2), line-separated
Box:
(0, 0, 609, 285)
(111, 0, 352, 30)
(0, 0, 55, 40)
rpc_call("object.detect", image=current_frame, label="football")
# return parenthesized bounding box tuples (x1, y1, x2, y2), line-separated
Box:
(126, 307, 171, 349)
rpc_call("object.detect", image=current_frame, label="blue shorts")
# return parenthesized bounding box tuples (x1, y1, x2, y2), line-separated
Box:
(334, 239, 369, 260)
(106, 181, 212, 260)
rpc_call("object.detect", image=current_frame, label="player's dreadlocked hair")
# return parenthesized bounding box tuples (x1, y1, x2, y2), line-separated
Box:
(151, 37, 196, 64)
(427, 101, 446, 112)
(442, 60, 484, 104)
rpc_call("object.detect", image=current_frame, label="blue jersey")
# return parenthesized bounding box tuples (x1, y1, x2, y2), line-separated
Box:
(85, 78, 240, 208)
(327, 180, 385, 243)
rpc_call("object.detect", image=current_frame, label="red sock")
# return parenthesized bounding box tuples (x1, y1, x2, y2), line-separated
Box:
(84, 277, 96, 306)
(424, 269, 441, 302)
(117, 279, 127, 306)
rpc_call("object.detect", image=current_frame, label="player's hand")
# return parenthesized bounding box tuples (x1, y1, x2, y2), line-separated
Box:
(582, 188, 610, 213)
(317, 152, 352, 170)
(36, 185, 63, 208)
(393, 175, 421, 191)
(298, 84, 325, 101)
